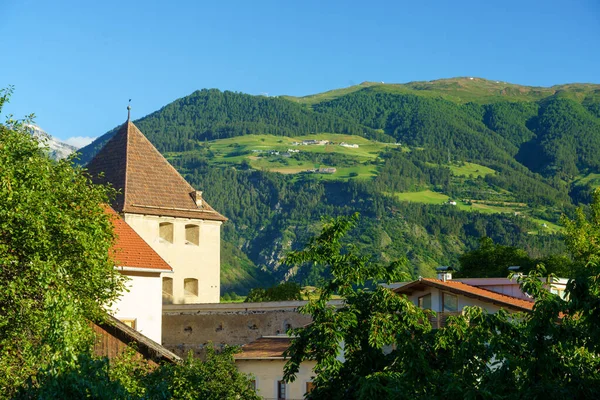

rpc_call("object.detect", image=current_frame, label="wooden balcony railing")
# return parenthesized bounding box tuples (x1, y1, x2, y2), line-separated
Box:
(428, 311, 463, 329)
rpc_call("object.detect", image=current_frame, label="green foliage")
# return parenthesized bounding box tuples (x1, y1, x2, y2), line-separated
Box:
(458, 236, 574, 278)
(283, 210, 600, 399)
(245, 281, 304, 302)
(161, 346, 259, 400)
(18, 345, 259, 400)
(0, 88, 125, 397)
(521, 98, 600, 179)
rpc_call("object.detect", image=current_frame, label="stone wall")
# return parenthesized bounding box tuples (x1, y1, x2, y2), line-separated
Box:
(162, 300, 343, 357)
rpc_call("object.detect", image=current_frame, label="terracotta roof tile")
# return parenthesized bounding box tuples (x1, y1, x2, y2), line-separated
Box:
(234, 336, 292, 360)
(394, 278, 534, 312)
(87, 121, 226, 222)
(106, 207, 172, 272)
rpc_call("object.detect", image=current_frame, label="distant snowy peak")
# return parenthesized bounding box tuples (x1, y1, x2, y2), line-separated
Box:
(24, 124, 78, 160)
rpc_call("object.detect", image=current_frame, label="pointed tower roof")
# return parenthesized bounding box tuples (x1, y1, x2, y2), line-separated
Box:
(87, 121, 226, 221)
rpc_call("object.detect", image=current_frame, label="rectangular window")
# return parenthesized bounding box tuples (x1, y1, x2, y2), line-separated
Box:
(159, 222, 174, 243)
(162, 277, 173, 302)
(184, 278, 199, 297)
(185, 224, 199, 246)
(442, 293, 458, 312)
(277, 380, 286, 400)
(418, 294, 432, 309)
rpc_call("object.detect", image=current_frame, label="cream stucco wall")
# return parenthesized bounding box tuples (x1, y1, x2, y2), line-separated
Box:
(236, 359, 317, 400)
(124, 213, 221, 304)
(109, 271, 164, 343)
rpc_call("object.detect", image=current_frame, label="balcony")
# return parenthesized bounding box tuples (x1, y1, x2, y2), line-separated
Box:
(428, 311, 463, 329)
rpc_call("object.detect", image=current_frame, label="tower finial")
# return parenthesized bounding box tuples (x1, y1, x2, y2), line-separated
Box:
(127, 99, 131, 122)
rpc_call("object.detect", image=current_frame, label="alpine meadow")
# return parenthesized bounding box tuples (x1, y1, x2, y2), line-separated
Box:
(78, 77, 600, 295)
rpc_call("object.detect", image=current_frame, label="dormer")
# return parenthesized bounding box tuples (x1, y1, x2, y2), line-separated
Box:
(190, 190, 203, 208)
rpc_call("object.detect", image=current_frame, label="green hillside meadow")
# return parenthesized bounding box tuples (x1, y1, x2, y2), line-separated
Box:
(79, 77, 600, 294)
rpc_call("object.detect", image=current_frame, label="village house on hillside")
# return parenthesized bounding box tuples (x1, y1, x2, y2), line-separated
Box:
(86, 111, 227, 305)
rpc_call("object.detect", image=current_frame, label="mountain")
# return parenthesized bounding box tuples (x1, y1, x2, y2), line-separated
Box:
(79, 77, 600, 294)
(25, 124, 78, 160)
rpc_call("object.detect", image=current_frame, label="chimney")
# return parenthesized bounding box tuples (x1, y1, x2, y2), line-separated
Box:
(191, 190, 203, 207)
(436, 266, 454, 282)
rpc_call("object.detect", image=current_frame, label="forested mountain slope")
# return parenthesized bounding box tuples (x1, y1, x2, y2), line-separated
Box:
(79, 77, 600, 294)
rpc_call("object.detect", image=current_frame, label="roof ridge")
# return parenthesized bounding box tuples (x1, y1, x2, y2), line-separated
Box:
(123, 121, 131, 211)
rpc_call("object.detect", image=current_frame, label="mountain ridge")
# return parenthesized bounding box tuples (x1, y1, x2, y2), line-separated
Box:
(77, 78, 600, 294)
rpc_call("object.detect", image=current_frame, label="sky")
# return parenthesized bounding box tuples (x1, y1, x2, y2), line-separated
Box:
(1, 0, 599, 145)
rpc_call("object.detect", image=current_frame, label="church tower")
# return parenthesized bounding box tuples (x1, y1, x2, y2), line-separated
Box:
(87, 118, 226, 304)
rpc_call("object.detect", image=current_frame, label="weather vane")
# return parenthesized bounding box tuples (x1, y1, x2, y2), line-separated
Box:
(127, 99, 132, 122)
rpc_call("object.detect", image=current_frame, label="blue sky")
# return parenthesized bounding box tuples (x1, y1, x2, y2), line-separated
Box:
(1, 0, 599, 144)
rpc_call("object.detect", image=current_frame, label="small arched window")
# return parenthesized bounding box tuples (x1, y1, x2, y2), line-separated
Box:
(184, 278, 199, 297)
(185, 224, 199, 246)
(159, 222, 174, 243)
(162, 277, 173, 303)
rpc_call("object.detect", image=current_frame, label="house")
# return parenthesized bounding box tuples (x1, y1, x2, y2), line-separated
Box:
(87, 113, 227, 304)
(235, 336, 316, 400)
(339, 142, 359, 149)
(106, 206, 172, 343)
(392, 268, 535, 327)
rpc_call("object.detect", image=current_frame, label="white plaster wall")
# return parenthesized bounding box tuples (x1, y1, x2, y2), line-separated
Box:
(124, 213, 221, 304)
(236, 359, 317, 400)
(109, 271, 163, 343)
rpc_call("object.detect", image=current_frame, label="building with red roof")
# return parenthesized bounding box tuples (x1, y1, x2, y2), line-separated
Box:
(106, 206, 172, 343)
(87, 114, 226, 304)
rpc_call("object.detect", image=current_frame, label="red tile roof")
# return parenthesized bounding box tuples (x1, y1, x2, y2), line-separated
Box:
(234, 336, 293, 360)
(87, 121, 226, 222)
(394, 278, 534, 312)
(106, 207, 172, 272)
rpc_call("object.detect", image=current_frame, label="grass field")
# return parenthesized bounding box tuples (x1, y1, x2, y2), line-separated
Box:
(449, 162, 496, 177)
(391, 190, 562, 233)
(208, 134, 391, 160)
(574, 172, 600, 186)
(393, 190, 451, 204)
(191, 133, 403, 180)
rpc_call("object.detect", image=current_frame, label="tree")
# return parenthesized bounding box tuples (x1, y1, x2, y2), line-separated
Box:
(0, 87, 125, 396)
(17, 345, 261, 400)
(457, 236, 536, 277)
(282, 213, 422, 399)
(245, 281, 304, 302)
(458, 236, 574, 278)
(283, 211, 600, 399)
